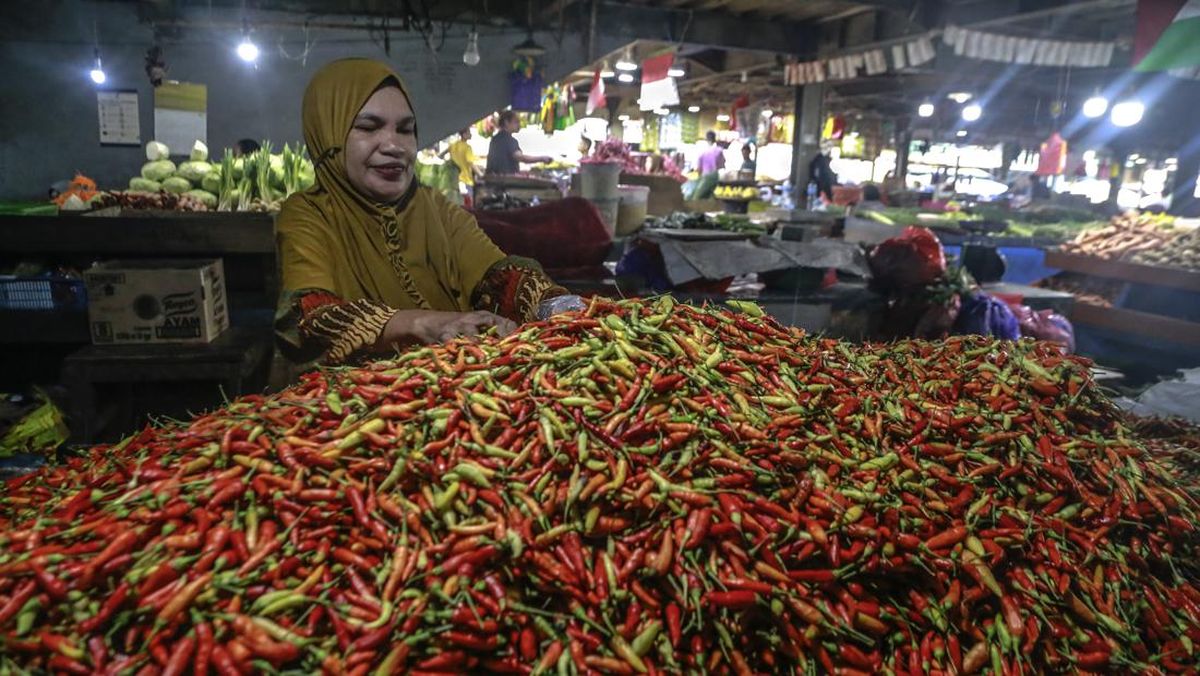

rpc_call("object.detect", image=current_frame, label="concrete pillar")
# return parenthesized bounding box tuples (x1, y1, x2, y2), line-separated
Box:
(789, 83, 825, 206)
(895, 127, 912, 183)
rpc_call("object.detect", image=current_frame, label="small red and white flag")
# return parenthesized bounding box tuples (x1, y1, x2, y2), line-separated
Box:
(586, 67, 606, 115)
(640, 52, 679, 110)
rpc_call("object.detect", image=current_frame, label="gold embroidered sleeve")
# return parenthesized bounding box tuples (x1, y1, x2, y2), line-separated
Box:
(470, 256, 568, 323)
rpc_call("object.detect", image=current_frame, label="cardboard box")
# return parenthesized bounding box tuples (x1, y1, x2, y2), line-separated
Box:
(84, 259, 229, 344)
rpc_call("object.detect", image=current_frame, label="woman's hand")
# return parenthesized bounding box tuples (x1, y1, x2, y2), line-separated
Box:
(375, 310, 517, 351)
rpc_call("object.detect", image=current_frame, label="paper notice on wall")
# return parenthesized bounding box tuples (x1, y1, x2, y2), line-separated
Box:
(97, 90, 141, 146)
(154, 81, 207, 157)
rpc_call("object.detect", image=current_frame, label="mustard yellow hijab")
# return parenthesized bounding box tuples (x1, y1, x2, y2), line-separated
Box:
(277, 58, 503, 311)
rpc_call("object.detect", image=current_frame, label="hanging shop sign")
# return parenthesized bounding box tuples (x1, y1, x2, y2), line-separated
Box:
(784, 27, 1116, 86)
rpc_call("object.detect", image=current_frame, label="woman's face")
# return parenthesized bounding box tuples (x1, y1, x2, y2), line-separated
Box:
(344, 85, 417, 203)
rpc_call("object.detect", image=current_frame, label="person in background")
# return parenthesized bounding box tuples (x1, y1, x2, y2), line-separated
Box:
(275, 58, 581, 366)
(689, 130, 726, 199)
(234, 139, 261, 157)
(578, 136, 593, 158)
(808, 145, 836, 202)
(856, 183, 886, 212)
(448, 128, 482, 199)
(738, 143, 757, 180)
(485, 110, 552, 175)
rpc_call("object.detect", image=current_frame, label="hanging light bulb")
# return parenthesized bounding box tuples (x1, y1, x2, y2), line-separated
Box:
(615, 48, 637, 71)
(236, 34, 259, 63)
(463, 30, 480, 66)
(667, 66, 685, 78)
(687, 105, 700, 113)
(917, 101, 935, 117)
(89, 48, 106, 85)
(961, 103, 982, 122)
(600, 61, 615, 78)
(617, 73, 634, 83)
(1082, 92, 1108, 118)
(1110, 100, 1144, 127)
(761, 109, 774, 118)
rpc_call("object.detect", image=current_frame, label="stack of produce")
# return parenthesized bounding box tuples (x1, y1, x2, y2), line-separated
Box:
(582, 139, 686, 183)
(645, 211, 767, 235)
(1037, 273, 1124, 308)
(1133, 227, 1200, 271)
(114, 140, 315, 213)
(2, 298, 1199, 674)
(713, 185, 758, 201)
(1061, 211, 1178, 261)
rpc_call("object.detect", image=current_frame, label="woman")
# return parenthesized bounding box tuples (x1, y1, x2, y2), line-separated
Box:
(276, 59, 579, 365)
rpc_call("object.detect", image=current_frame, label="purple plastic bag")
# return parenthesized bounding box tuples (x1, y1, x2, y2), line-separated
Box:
(1012, 304, 1075, 353)
(953, 292, 1020, 340)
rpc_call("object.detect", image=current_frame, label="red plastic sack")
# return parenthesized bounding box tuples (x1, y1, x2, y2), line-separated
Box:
(471, 197, 612, 274)
(868, 226, 947, 293)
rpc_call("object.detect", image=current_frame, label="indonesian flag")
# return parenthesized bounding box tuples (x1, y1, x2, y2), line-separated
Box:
(1135, 0, 1200, 72)
(586, 67, 606, 115)
(639, 52, 679, 111)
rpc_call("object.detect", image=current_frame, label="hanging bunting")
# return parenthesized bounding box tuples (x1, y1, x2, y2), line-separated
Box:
(943, 25, 1114, 67)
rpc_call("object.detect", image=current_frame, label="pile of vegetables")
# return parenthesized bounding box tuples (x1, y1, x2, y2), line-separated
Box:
(117, 140, 315, 213)
(1132, 226, 1200, 271)
(1061, 211, 1179, 261)
(871, 206, 1105, 242)
(645, 211, 768, 236)
(581, 139, 686, 183)
(2, 298, 1200, 673)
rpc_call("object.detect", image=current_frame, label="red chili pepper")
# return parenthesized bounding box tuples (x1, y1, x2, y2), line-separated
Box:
(161, 635, 196, 676)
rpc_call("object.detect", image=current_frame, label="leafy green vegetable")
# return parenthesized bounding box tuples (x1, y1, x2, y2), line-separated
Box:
(177, 161, 213, 183)
(140, 160, 176, 182)
(184, 189, 218, 209)
(128, 178, 161, 192)
(162, 176, 192, 194)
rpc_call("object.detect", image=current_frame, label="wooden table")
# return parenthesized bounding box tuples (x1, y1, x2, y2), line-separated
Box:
(60, 327, 271, 442)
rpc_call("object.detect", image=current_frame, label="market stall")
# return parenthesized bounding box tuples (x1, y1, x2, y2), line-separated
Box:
(5, 0, 1200, 671)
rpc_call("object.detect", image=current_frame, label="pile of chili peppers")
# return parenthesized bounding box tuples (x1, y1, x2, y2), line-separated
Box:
(2, 297, 1199, 674)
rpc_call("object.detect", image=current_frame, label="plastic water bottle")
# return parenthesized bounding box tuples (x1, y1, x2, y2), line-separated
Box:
(806, 182, 817, 210)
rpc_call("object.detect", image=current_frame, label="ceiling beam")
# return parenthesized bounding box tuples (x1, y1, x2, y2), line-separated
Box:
(592, 1, 818, 54)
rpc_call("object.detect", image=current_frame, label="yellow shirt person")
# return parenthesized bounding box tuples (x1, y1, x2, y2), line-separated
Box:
(449, 129, 480, 186)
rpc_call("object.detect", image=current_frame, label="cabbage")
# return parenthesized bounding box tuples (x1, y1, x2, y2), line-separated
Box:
(177, 161, 213, 183)
(162, 176, 192, 194)
(141, 160, 176, 182)
(185, 189, 217, 209)
(129, 178, 162, 192)
(145, 141, 170, 161)
(201, 170, 221, 194)
(190, 140, 209, 162)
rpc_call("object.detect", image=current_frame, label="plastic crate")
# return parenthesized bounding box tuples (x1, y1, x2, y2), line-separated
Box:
(0, 276, 87, 311)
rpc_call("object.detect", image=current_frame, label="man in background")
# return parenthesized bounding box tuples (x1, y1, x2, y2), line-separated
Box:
(486, 111, 552, 176)
(689, 130, 726, 199)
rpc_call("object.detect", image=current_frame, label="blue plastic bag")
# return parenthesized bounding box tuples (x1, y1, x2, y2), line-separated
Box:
(953, 292, 1020, 340)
